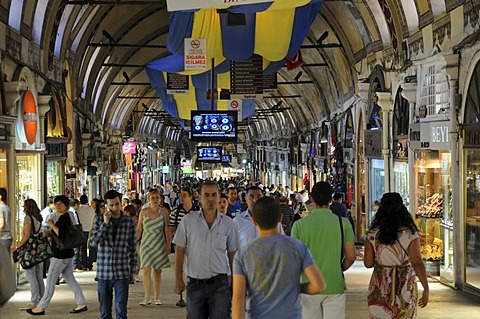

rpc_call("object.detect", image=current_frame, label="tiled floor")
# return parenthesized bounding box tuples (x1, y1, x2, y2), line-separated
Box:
(2, 258, 480, 318)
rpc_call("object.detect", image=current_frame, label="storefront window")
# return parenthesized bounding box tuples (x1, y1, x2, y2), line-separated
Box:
(394, 161, 409, 210)
(465, 149, 480, 289)
(369, 159, 385, 223)
(46, 161, 62, 197)
(414, 150, 453, 283)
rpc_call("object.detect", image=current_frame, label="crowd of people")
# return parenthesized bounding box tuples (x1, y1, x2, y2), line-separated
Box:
(0, 178, 429, 318)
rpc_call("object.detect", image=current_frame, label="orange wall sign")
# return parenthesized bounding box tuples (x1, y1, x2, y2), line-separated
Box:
(22, 90, 38, 145)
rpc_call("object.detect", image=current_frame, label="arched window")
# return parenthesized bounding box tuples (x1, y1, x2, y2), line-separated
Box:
(8, 1, 24, 31)
(465, 62, 480, 124)
(420, 64, 449, 117)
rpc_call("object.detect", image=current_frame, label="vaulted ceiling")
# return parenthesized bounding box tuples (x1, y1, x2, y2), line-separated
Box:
(1, 0, 459, 144)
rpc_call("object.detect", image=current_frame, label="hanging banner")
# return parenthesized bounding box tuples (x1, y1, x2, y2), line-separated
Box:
(227, 99, 243, 119)
(184, 38, 207, 70)
(167, 0, 273, 12)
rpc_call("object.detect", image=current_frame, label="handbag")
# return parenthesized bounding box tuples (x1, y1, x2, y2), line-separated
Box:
(51, 224, 86, 251)
(13, 216, 53, 269)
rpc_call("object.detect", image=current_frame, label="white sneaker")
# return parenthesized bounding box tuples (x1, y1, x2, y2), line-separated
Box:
(155, 300, 162, 305)
(139, 300, 151, 306)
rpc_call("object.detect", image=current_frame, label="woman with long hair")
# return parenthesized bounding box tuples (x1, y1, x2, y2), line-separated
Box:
(11, 199, 45, 311)
(136, 189, 171, 305)
(364, 192, 429, 318)
(27, 195, 87, 316)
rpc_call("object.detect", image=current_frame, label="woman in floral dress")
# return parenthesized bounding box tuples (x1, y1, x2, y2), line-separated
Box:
(136, 189, 171, 305)
(364, 193, 429, 319)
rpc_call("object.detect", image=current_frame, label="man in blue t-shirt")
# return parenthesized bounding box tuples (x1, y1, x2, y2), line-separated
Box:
(226, 187, 243, 218)
(232, 197, 326, 319)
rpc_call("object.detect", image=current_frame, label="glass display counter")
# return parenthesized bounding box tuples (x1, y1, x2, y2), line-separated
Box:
(465, 149, 480, 289)
(414, 150, 453, 281)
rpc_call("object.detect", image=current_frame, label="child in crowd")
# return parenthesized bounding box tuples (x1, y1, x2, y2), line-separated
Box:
(232, 197, 326, 319)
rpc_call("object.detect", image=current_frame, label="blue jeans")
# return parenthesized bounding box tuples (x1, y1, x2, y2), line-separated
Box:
(38, 257, 86, 309)
(25, 264, 44, 304)
(186, 274, 230, 319)
(98, 278, 129, 319)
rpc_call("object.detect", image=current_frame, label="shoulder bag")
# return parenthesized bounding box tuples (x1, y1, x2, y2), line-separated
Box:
(51, 218, 86, 251)
(13, 215, 53, 269)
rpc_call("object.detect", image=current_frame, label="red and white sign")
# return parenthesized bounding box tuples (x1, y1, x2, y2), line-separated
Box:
(122, 141, 137, 154)
(167, 0, 273, 12)
(227, 100, 243, 119)
(184, 38, 207, 71)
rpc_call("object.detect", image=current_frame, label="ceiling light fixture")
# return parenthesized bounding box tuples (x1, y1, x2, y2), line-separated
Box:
(122, 72, 130, 83)
(102, 29, 115, 45)
(317, 31, 329, 45)
(294, 71, 303, 82)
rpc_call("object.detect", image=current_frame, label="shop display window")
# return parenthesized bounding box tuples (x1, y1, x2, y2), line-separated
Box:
(465, 149, 480, 289)
(393, 161, 409, 210)
(46, 161, 62, 197)
(414, 150, 453, 282)
(369, 159, 385, 224)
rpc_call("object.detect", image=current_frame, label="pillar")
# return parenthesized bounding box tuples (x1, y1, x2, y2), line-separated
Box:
(401, 81, 417, 218)
(37, 95, 51, 205)
(4, 82, 18, 219)
(376, 92, 393, 194)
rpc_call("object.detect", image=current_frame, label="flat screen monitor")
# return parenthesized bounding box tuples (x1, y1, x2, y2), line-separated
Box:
(197, 146, 222, 163)
(221, 155, 232, 163)
(191, 110, 237, 142)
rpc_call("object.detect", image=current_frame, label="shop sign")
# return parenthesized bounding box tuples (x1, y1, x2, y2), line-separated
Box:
(463, 126, 480, 148)
(184, 38, 207, 70)
(122, 141, 137, 154)
(410, 121, 450, 150)
(364, 129, 382, 158)
(162, 166, 170, 173)
(166, 73, 189, 94)
(46, 138, 67, 159)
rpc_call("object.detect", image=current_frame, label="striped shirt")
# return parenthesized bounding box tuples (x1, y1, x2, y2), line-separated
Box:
(169, 204, 195, 229)
(89, 213, 137, 280)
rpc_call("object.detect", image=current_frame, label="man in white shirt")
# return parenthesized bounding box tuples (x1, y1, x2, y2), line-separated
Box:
(233, 186, 284, 248)
(173, 181, 239, 318)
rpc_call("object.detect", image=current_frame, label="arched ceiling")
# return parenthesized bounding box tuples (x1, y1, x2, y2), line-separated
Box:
(2, 0, 453, 144)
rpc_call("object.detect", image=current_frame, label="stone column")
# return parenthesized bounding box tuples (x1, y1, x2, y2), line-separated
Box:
(4, 82, 18, 227)
(443, 54, 461, 288)
(356, 82, 370, 238)
(376, 91, 393, 193)
(37, 95, 51, 206)
(401, 81, 417, 217)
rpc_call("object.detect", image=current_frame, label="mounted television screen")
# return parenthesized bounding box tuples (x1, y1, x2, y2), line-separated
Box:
(191, 110, 237, 142)
(221, 155, 232, 163)
(197, 146, 222, 163)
